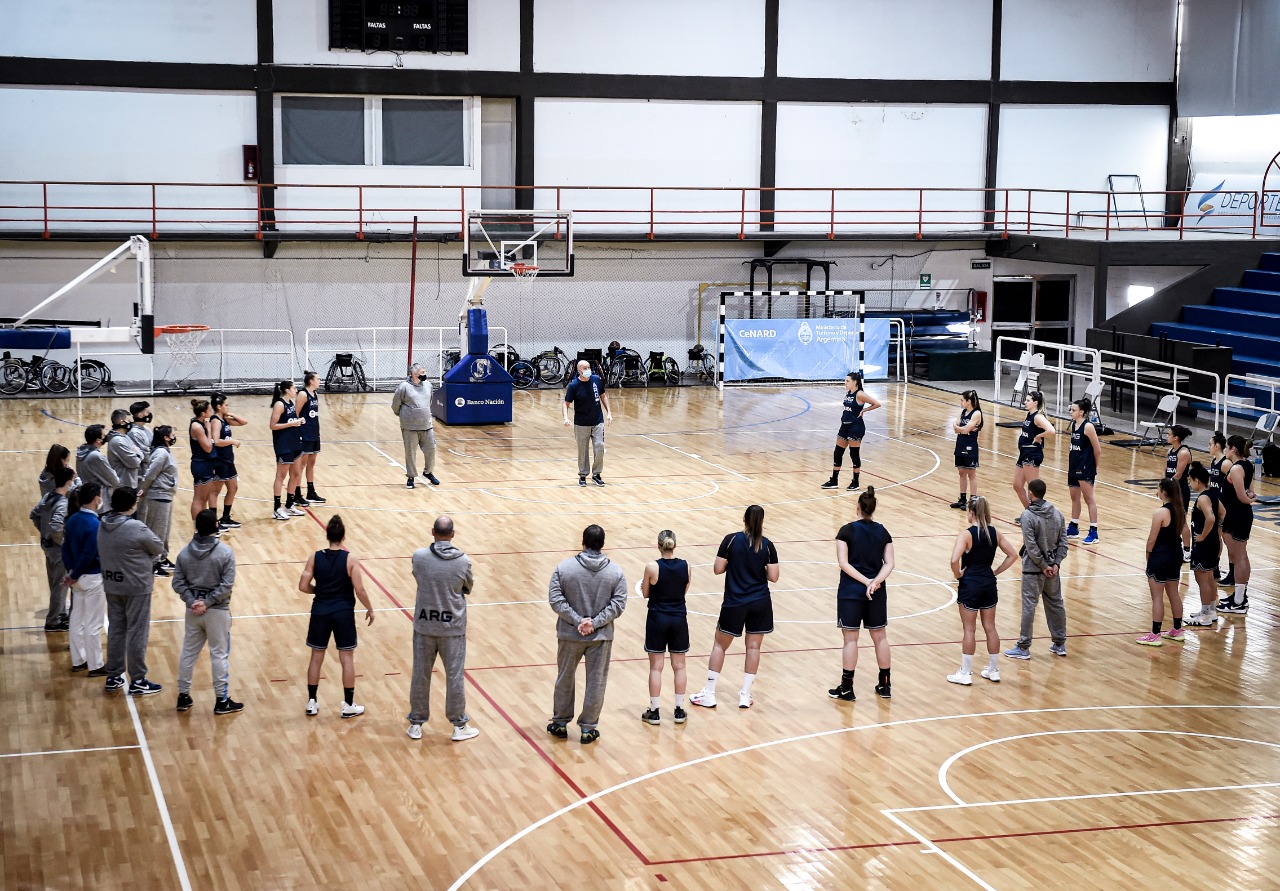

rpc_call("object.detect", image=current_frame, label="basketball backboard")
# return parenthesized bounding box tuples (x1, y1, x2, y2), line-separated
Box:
(464, 210, 573, 277)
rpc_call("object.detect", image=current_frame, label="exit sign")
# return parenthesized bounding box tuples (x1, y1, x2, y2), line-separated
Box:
(918, 273, 931, 289)
(971, 260, 992, 269)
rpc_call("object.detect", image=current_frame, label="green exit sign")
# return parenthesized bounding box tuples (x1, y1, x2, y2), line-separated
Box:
(919, 273, 931, 289)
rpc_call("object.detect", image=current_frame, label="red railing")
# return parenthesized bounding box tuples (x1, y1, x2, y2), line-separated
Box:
(0, 180, 1272, 241)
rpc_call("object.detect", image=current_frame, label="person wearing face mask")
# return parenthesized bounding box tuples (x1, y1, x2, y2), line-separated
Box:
(139, 425, 179, 577)
(127, 401, 154, 467)
(563, 359, 613, 487)
(391, 363, 440, 490)
(106, 408, 144, 494)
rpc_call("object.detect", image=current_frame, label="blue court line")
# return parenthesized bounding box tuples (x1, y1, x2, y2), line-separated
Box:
(40, 408, 86, 427)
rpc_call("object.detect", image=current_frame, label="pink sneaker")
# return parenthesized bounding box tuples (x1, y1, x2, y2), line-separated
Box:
(1163, 627, 1185, 642)
(1135, 632, 1164, 647)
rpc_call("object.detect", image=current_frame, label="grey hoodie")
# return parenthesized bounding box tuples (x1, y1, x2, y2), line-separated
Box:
(29, 490, 68, 551)
(172, 534, 236, 610)
(76, 442, 119, 504)
(391, 377, 433, 431)
(97, 511, 163, 596)
(1019, 498, 1069, 574)
(140, 445, 178, 501)
(127, 424, 152, 465)
(411, 540, 473, 636)
(548, 550, 628, 642)
(106, 429, 144, 490)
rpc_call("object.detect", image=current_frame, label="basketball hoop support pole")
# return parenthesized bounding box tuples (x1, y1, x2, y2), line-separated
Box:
(406, 216, 418, 373)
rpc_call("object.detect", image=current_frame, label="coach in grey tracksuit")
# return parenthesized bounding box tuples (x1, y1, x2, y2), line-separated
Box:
(77, 426, 119, 509)
(1015, 479, 1070, 652)
(138, 435, 178, 563)
(548, 525, 628, 735)
(98, 488, 164, 690)
(408, 516, 475, 735)
(127, 401, 153, 464)
(173, 510, 237, 704)
(391, 365, 438, 484)
(30, 466, 74, 629)
(106, 410, 144, 492)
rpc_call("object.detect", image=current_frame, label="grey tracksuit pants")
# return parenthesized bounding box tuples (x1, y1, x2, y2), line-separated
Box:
(573, 423, 605, 477)
(177, 608, 232, 699)
(105, 594, 153, 682)
(42, 547, 68, 622)
(402, 428, 437, 478)
(1016, 571, 1067, 649)
(407, 633, 469, 727)
(552, 638, 613, 730)
(141, 499, 174, 563)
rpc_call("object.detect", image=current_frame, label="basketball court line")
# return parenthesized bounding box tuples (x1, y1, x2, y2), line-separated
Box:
(444, 704, 1280, 889)
(478, 480, 721, 507)
(639, 434, 753, 481)
(0, 743, 141, 759)
(124, 684, 193, 891)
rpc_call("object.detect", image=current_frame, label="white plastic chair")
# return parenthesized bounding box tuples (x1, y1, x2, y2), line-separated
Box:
(1138, 394, 1179, 452)
(1083, 379, 1104, 426)
(1251, 412, 1279, 460)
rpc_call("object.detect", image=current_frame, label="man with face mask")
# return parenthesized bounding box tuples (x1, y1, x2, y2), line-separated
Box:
(139, 425, 179, 576)
(106, 408, 144, 494)
(563, 360, 613, 487)
(127, 401, 154, 466)
(391, 363, 440, 490)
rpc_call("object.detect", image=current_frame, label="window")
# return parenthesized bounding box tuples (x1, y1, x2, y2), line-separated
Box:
(1127, 284, 1155, 307)
(278, 96, 471, 168)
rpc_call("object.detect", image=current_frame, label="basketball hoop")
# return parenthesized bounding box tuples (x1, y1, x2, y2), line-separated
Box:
(510, 262, 540, 279)
(155, 324, 210, 368)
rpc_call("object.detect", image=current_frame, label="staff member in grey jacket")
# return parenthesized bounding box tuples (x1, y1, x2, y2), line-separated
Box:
(547, 524, 627, 745)
(106, 408, 144, 493)
(127, 401, 154, 466)
(407, 515, 478, 742)
(98, 488, 165, 695)
(173, 509, 243, 715)
(139, 426, 179, 576)
(391, 364, 440, 489)
(77, 425, 119, 509)
(1005, 478, 1070, 661)
(30, 466, 75, 632)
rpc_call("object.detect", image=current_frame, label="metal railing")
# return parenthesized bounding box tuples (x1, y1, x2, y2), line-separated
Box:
(993, 337, 1102, 416)
(2, 180, 1276, 241)
(1220, 373, 1280, 435)
(304, 326, 509, 390)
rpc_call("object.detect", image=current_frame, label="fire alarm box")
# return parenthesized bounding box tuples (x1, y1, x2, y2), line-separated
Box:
(243, 145, 259, 181)
(972, 289, 988, 322)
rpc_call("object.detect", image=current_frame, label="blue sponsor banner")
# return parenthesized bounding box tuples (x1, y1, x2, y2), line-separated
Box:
(724, 318, 889, 382)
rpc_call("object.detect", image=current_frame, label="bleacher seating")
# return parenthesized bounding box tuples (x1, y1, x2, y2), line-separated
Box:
(867, 310, 971, 375)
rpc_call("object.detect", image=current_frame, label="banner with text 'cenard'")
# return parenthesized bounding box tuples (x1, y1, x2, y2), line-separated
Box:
(724, 319, 888, 382)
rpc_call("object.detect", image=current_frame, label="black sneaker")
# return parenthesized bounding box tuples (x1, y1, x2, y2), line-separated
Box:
(1218, 574, 1236, 588)
(176, 692, 194, 712)
(293, 495, 310, 507)
(546, 721, 568, 739)
(44, 618, 70, 632)
(153, 563, 170, 577)
(828, 685, 855, 701)
(820, 477, 839, 489)
(673, 706, 687, 724)
(87, 667, 107, 678)
(306, 491, 327, 504)
(1219, 594, 1249, 615)
(874, 683, 892, 700)
(578, 477, 587, 487)
(592, 474, 605, 487)
(161, 557, 176, 569)
(847, 477, 861, 491)
(949, 499, 968, 510)
(214, 697, 244, 715)
(641, 708, 661, 725)
(104, 675, 126, 692)
(219, 517, 242, 529)
(406, 477, 416, 489)
(424, 473, 440, 486)
(129, 678, 163, 696)
(580, 728, 601, 744)
(71, 662, 88, 673)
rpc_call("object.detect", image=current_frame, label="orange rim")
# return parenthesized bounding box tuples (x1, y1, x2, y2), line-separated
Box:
(510, 263, 540, 276)
(154, 324, 211, 336)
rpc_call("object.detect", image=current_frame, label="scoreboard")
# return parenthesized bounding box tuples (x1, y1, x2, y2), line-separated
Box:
(329, 1, 469, 54)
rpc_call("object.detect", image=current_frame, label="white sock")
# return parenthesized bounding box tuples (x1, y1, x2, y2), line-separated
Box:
(1233, 583, 1247, 605)
(741, 673, 756, 694)
(704, 671, 719, 693)
(960, 654, 973, 674)
(988, 654, 999, 671)
(650, 696, 660, 710)
(1071, 516, 1079, 524)
(675, 694, 685, 707)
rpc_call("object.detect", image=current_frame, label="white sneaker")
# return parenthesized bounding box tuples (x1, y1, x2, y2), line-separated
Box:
(689, 690, 717, 709)
(738, 691, 753, 709)
(274, 507, 290, 521)
(305, 698, 319, 716)
(341, 703, 365, 718)
(451, 723, 480, 742)
(406, 723, 422, 740)
(1185, 611, 1218, 627)
(981, 667, 1001, 683)
(947, 671, 973, 686)
(288, 506, 306, 517)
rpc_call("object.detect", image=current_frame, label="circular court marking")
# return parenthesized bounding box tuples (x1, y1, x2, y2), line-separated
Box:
(446, 704, 1280, 889)
(477, 479, 721, 507)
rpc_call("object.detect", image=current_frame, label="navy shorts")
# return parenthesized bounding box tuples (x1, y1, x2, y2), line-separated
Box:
(955, 450, 979, 469)
(1222, 507, 1253, 542)
(307, 609, 357, 650)
(1016, 450, 1044, 468)
(1145, 550, 1183, 584)
(215, 459, 237, 482)
(1189, 542, 1220, 573)
(644, 611, 690, 654)
(957, 574, 998, 611)
(837, 588, 888, 630)
(276, 450, 302, 465)
(301, 441, 321, 456)
(838, 421, 866, 442)
(1067, 472, 1095, 488)
(191, 459, 217, 487)
(717, 599, 774, 637)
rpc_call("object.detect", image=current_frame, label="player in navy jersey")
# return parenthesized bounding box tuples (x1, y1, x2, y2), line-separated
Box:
(690, 505, 779, 710)
(950, 390, 983, 509)
(1217, 435, 1258, 615)
(269, 380, 307, 521)
(946, 495, 1018, 686)
(1012, 391, 1055, 509)
(1164, 424, 1193, 512)
(1184, 463, 1225, 626)
(188, 399, 218, 523)
(640, 530, 691, 725)
(1136, 479, 1190, 646)
(1066, 398, 1101, 545)
(821, 371, 881, 491)
(209, 393, 247, 531)
(295, 371, 326, 505)
(829, 486, 895, 700)
(1207, 431, 1232, 585)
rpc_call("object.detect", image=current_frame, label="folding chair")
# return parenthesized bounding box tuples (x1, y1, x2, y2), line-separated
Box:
(1083, 379, 1105, 427)
(1137, 394, 1179, 452)
(1250, 412, 1279, 460)
(1010, 351, 1045, 407)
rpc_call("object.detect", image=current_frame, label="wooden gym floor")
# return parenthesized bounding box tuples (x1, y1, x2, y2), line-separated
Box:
(1, 382, 1278, 890)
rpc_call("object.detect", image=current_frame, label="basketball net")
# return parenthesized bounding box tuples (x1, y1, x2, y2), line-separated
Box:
(510, 262, 539, 299)
(164, 328, 209, 368)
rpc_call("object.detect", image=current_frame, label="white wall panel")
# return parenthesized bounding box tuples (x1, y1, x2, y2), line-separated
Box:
(778, 0, 992, 80)
(274, 0, 520, 70)
(774, 103, 988, 233)
(1001, 0, 1175, 83)
(0, 0, 256, 64)
(535, 99, 761, 235)
(534, 0, 764, 76)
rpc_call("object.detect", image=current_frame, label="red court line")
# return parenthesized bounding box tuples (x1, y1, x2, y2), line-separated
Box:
(302, 507, 652, 867)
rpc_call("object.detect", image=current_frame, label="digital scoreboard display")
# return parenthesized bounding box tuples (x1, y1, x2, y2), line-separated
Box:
(329, 1, 468, 54)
